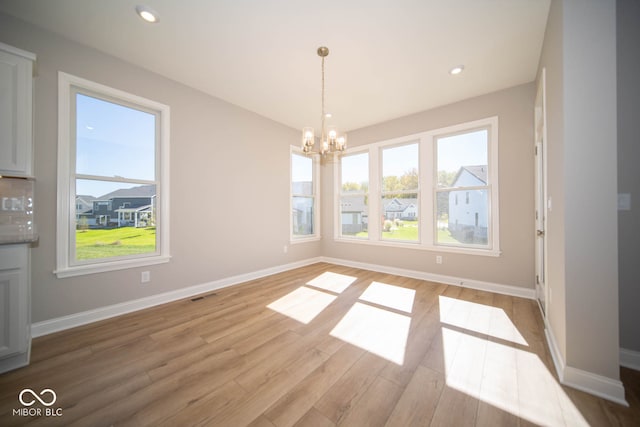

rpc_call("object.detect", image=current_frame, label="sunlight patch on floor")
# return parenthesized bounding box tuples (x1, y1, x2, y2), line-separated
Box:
(439, 295, 528, 346)
(266, 286, 336, 324)
(441, 327, 588, 426)
(330, 302, 410, 365)
(306, 271, 357, 294)
(358, 281, 416, 313)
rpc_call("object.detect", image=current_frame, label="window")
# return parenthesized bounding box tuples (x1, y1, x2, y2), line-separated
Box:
(335, 117, 499, 256)
(339, 152, 369, 238)
(56, 72, 170, 277)
(435, 129, 490, 247)
(381, 143, 419, 242)
(291, 149, 319, 241)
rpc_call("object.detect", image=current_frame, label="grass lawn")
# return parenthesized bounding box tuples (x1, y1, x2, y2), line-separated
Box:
(354, 222, 462, 244)
(356, 220, 419, 241)
(437, 228, 460, 244)
(76, 227, 156, 260)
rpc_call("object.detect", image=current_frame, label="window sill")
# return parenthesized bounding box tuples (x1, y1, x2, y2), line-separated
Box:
(334, 237, 501, 257)
(290, 236, 321, 245)
(54, 255, 171, 278)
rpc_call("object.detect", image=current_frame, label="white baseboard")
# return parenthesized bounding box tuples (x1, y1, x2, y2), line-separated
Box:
(544, 324, 566, 376)
(31, 255, 630, 406)
(32, 256, 535, 338)
(620, 348, 640, 372)
(562, 366, 628, 406)
(31, 257, 323, 338)
(544, 321, 628, 406)
(319, 256, 536, 299)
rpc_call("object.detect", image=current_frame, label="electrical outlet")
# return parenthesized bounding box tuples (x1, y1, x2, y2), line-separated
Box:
(141, 271, 150, 283)
(283, 245, 288, 254)
(436, 255, 442, 264)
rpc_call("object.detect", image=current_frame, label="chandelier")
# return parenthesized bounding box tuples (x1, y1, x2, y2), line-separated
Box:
(301, 46, 347, 156)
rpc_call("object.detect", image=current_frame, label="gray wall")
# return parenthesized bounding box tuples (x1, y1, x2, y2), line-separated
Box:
(563, 0, 618, 379)
(538, 0, 620, 380)
(0, 13, 321, 323)
(617, 0, 640, 354)
(321, 83, 536, 289)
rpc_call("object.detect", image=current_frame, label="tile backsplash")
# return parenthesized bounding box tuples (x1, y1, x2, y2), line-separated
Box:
(0, 177, 36, 242)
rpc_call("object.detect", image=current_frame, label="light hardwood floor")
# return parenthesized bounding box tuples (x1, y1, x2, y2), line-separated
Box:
(1, 263, 638, 426)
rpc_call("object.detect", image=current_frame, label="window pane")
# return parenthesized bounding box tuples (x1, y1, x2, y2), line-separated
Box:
(340, 195, 368, 237)
(341, 153, 369, 193)
(437, 130, 488, 187)
(75, 179, 157, 260)
(382, 143, 419, 192)
(76, 93, 156, 180)
(437, 189, 488, 245)
(292, 196, 314, 236)
(381, 194, 418, 241)
(291, 153, 313, 196)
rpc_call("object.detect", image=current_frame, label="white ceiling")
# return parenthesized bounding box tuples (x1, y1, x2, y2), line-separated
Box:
(0, 0, 550, 132)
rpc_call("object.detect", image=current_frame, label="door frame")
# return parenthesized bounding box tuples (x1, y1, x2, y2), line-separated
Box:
(534, 68, 549, 316)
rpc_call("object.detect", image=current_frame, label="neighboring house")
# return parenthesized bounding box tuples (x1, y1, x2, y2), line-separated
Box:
(75, 195, 96, 225)
(383, 198, 418, 221)
(448, 165, 488, 244)
(77, 185, 156, 229)
(340, 195, 368, 234)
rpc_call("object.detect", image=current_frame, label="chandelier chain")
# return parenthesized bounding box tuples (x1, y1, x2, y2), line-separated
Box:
(321, 55, 325, 141)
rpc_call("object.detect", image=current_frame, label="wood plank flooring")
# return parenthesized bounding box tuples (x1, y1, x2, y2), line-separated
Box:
(1, 262, 638, 426)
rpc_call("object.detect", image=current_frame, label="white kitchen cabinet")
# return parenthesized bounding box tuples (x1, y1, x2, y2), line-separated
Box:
(0, 244, 30, 373)
(0, 42, 35, 177)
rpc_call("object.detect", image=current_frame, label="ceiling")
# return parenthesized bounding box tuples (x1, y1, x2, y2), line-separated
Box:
(0, 0, 550, 132)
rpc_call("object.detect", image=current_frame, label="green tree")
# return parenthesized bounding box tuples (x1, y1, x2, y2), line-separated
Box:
(342, 181, 369, 193)
(400, 168, 418, 190)
(383, 168, 418, 198)
(437, 170, 457, 187)
(382, 175, 400, 192)
(342, 181, 362, 192)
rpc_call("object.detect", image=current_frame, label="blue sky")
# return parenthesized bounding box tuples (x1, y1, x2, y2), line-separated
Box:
(291, 152, 312, 183)
(75, 93, 486, 198)
(75, 93, 156, 197)
(340, 130, 488, 186)
(437, 129, 488, 172)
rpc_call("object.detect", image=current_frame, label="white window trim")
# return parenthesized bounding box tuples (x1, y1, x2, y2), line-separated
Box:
(334, 117, 500, 257)
(334, 148, 371, 242)
(379, 141, 421, 244)
(290, 146, 320, 243)
(55, 72, 171, 278)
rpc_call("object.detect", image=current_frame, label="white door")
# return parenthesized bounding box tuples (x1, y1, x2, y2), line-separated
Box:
(534, 69, 548, 315)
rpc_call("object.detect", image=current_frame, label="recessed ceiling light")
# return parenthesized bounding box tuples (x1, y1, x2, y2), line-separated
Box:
(136, 5, 159, 23)
(325, 113, 332, 118)
(449, 65, 465, 75)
